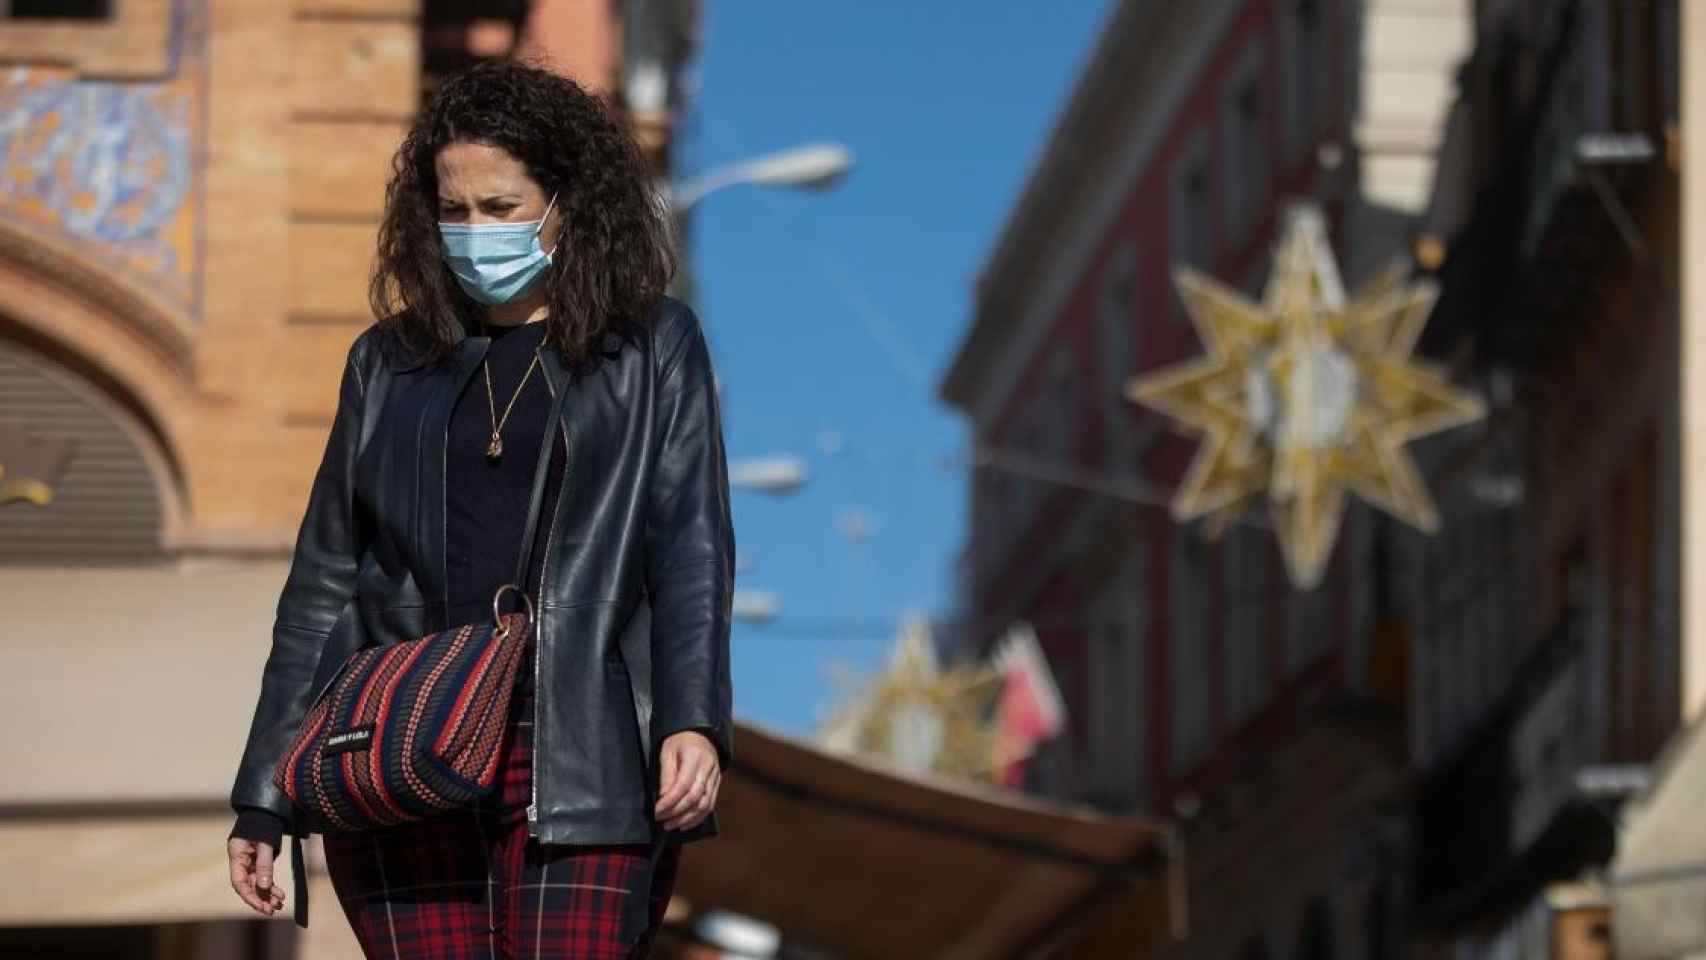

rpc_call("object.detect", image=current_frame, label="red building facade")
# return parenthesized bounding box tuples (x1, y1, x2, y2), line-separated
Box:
(944, 0, 1360, 817)
(941, 0, 1476, 954)
(945, 0, 1684, 956)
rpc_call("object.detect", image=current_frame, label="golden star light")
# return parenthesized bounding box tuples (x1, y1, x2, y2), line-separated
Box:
(818, 618, 1004, 779)
(1126, 205, 1485, 589)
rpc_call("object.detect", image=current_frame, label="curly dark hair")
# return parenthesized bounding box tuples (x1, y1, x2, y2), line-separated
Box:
(370, 60, 675, 367)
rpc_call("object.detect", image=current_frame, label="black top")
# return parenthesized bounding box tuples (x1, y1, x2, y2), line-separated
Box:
(231, 321, 567, 853)
(444, 320, 566, 638)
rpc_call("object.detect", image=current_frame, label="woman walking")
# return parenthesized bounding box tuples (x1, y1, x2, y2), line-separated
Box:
(225, 60, 733, 959)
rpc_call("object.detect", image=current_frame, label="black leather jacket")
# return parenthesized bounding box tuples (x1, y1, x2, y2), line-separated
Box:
(230, 297, 734, 847)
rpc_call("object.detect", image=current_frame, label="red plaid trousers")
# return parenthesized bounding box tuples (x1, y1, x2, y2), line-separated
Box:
(322, 674, 679, 959)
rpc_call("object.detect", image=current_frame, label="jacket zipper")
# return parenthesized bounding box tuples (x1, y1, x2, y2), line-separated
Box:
(529, 356, 569, 830)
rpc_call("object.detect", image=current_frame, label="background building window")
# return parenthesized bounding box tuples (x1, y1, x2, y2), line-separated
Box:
(1169, 527, 1212, 773)
(4, 0, 111, 18)
(1281, 0, 1331, 166)
(1168, 127, 1215, 327)
(1099, 243, 1158, 471)
(980, 345, 1081, 571)
(1089, 548, 1150, 808)
(1090, 621, 1140, 806)
(1224, 524, 1270, 728)
(1012, 411, 1043, 538)
(969, 460, 1011, 584)
(1041, 344, 1080, 466)
(1221, 44, 1270, 245)
(1099, 245, 1139, 405)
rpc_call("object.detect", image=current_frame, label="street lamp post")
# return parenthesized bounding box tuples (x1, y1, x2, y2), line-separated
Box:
(667, 142, 855, 213)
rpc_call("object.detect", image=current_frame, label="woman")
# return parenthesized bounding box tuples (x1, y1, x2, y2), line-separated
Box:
(225, 60, 733, 959)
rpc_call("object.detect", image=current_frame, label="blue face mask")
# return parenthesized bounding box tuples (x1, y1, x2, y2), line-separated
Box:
(438, 192, 558, 305)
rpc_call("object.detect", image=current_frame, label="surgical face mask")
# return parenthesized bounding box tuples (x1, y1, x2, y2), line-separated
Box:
(437, 192, 558, 305)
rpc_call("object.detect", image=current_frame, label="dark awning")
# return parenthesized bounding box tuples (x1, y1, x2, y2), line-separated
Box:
(679, 723, 1184, 959)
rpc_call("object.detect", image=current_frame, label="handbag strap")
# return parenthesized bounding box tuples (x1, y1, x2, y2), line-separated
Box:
(508, 352, 573, 605)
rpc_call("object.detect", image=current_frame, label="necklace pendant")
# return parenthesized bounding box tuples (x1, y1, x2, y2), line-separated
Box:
(486, 433, 504, 460)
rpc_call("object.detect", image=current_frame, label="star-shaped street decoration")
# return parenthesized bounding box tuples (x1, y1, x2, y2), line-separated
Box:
(819, 618, 1004, 780)
(1126, 205, 1485, 589)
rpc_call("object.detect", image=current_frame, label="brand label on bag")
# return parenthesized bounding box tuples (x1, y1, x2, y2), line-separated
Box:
(325, 724, 376, 755)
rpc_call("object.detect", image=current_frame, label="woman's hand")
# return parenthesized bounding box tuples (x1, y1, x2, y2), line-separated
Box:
(228, 837, 286, 917)
(654, 730, 721, 831)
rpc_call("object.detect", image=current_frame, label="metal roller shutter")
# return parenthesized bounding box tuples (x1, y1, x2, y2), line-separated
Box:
(0, 339, 164, 564)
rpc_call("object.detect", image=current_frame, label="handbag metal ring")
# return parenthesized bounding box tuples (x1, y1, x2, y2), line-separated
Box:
(490, 583, 536, 638)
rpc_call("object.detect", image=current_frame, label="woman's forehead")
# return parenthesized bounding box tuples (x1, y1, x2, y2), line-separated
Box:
(435, 142, 538, 193)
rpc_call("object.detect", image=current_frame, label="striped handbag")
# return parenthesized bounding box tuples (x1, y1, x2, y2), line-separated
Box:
(272, 367, 567, 832)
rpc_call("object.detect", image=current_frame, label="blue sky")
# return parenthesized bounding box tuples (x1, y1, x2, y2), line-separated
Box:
(685, 2, 1112, 735)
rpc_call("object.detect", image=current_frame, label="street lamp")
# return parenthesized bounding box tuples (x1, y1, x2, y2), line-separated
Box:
(696, 909, 781, 957)
(728, 455, 809, 496)
(732, 589, 781, 625)
(669, 142, 855, 213)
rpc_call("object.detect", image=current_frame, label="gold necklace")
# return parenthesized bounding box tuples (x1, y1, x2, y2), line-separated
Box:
(480, 328, 542, 460)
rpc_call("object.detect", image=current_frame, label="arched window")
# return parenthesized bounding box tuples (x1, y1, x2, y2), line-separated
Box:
(0, 337, 165, 563)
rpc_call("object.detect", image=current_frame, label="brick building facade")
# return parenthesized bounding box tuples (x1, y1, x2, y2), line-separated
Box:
(0, 0, 655, 562)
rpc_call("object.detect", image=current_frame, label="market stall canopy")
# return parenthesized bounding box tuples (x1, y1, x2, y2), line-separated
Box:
(682, 723, 1184, 959)
(1613, 718, 1706, 959)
